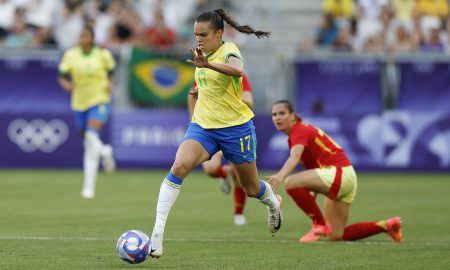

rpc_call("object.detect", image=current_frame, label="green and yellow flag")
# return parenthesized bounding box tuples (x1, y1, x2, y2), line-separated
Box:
(129, 47, 195, 107)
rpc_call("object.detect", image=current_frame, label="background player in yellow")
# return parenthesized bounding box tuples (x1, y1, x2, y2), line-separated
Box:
(149, 9, 282, 259)
(58, 25, 116, 199)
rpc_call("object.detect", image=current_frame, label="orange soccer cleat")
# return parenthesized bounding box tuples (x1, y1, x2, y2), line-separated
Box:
(386, 216, 403, 242)
(299, 224, 327, 243)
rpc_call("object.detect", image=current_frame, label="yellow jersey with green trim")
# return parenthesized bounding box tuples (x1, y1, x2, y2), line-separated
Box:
(59, 46, 115, 111)
(192, 42, 254, 129)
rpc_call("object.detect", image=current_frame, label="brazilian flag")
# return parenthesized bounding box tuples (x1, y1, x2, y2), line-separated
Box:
(129, 47, 195, 107)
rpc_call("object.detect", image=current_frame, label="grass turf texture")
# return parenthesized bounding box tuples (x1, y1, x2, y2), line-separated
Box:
(0, 170, 449, 269)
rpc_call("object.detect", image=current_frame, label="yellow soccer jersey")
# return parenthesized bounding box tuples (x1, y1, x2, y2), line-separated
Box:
(59, 46, 115, 111)
(192, 42, 254, 129)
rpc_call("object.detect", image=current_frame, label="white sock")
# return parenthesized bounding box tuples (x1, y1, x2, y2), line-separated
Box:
(257, 180, 279, 209)
(82, 132, 102, 194)
(153, 174, 183, 235)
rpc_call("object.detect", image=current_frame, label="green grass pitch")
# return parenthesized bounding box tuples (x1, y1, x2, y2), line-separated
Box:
(0, 170, 449, 269)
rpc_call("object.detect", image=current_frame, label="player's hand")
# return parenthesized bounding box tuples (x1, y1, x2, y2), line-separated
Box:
(189, 86, 198, 96)
(266, 174, 284, 191)
(186, 48, 209, 68)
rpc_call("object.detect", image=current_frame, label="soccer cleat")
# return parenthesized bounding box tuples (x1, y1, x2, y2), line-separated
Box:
(101, 145, 116, 173)
(234, 214, 247, 226)
(386, 216, 402, 242)
(299, 224, 327, 243)
(268, 194, 283, 234)
(81, 189, 94, 199)
(149, 230, 163, 258)
(219, 177, 231, 195)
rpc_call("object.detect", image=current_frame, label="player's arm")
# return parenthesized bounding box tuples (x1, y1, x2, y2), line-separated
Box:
(242, 91, 253, 109)
(187, 86, 198, 119)
(107, 70, 115, 93)
(266, 144, 304, 190)
(58, 73, 73, 93)
(187, 48, 243, 77)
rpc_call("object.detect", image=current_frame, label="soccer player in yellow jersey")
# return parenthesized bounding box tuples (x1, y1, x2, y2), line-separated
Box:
(58, 26, 116, 199)
(149, 9, 282, 258)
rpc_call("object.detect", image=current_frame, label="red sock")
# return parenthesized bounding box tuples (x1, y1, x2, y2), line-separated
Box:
(342, 222, 386, 241)
(286, 188, 326, 225)
(234, 186, 247, 215)
(213, 165, 227, 178)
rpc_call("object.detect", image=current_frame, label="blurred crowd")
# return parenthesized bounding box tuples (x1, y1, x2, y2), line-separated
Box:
(0, 0, 233, 51)
(301, 0, 450, 54)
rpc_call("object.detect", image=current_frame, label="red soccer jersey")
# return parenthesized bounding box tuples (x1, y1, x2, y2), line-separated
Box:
(288, 121, 351, 169)
(192, 73, 252, 92)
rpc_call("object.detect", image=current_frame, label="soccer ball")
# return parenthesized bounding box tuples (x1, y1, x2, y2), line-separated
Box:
(116, 230, 151, 264)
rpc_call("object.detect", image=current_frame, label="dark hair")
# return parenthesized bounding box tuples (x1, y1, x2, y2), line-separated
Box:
(196, 9, 271, 39)
(273, 100, 302, 121)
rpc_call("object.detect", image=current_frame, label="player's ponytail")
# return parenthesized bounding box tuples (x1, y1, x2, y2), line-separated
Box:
(196, 9, 271, 39)
(214, 9, 270, 39)
(273, 100, 302, 121)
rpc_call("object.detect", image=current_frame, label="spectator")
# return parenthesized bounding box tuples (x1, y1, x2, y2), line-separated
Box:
(0, 0, 15, 32)
(416, 0, 449, 21)
(390, 0, 416, 25)
(331, 27, 353, 52)
(146, 8, 176, 50)
(420, 27, 445, 52)
(386, 22, 418, 53)
(315, 13, 340, 48)
(54, 0, 84, 49)
(322, 0, 354, 26)
(5, 15, 33, 48)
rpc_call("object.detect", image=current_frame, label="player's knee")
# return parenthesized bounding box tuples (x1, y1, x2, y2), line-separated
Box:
(327, 230, 343, 241)
(202, 164, 216, 177)
(171, 160, 191, 178)
(285, 175, 300, 190)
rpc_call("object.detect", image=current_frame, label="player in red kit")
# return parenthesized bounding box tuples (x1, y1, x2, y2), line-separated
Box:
(188, 73, 253, 225)
(267, 100, 402, 242)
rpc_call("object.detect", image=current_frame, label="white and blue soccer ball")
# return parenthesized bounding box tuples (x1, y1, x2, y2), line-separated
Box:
(116, 230, 151, 264)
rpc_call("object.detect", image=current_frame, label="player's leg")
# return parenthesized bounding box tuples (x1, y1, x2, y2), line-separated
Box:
(150, 123, 217, 258)
(80, 104, 114, 199)
(75, 110, 96, 199)
(323, 166, 402, 242)
(87, 104, 115, 173)
(323, 198, 350, 241)
(231, 161, 282, 233)
(219, 121, 282, 233)
(232, 173, 247, 225)
(325, 198, 402, 242)
(284, 169, 328, 242)
(202, 151, 231, 195)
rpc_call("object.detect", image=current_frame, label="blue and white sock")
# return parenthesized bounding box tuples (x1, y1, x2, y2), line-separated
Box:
(153, 173, 183, 234)
(256, 180, 278, 209)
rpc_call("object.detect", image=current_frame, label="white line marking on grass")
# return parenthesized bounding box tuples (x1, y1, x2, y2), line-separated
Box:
(0, 236, 448, 247)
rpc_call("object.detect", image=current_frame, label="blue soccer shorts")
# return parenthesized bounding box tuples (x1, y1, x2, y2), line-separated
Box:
(73, 104, 111, 131)
(183, 120, 257, 164)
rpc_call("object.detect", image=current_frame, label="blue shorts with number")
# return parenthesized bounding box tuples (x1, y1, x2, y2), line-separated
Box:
(73, 104, 111, 131)
(183, 120, 257, 164)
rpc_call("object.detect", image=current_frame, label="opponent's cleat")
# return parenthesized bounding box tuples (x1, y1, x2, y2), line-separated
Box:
(101, 145, 116, 173)
(149, 230, 163, 258)
(219, 177, 231, 195)
(386, 216, 402, 242)
(234, 214, 247, 226)
(299, 224, 327, 243)
(268, 194, 283, 234)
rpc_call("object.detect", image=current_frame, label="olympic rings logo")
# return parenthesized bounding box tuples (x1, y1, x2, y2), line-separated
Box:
(7, 119, 69, 153)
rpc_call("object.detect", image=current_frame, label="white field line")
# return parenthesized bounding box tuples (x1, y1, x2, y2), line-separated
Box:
(0, 236, 448, 247)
